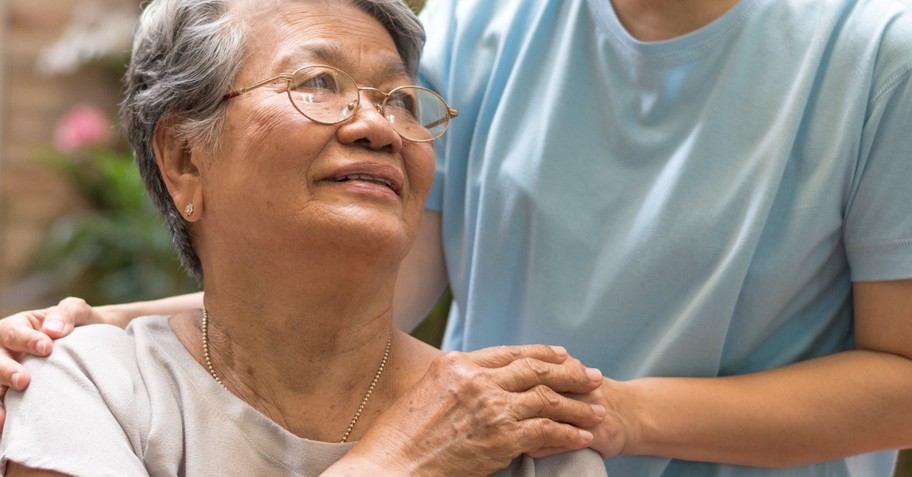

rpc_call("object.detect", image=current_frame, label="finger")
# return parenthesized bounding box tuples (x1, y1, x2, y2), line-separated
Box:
(0, 351, 30, 390)
(0, 386, 6, 431)
(495, 357, 602, 394)
(514, 418, 593, 456)
(0, 322, 53, 356)
(526, 447, 576, 459)
(42, 297, 90, 338)
(0, 310, 53, 355)
(512, 385, 606, 429)
(465, 345, 569, 368)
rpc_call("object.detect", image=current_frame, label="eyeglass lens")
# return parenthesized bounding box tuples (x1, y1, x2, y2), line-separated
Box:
(286, 66, 450, 141)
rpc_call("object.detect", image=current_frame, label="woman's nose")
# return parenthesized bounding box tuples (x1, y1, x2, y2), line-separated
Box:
(335, 97, 403, 152)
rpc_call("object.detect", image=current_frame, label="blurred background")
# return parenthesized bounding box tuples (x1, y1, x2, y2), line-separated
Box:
(1, 0, 161, 315)
(0, 2, 907, 474)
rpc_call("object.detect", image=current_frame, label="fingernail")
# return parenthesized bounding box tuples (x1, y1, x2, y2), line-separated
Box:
(11, 373, 21, 390)
(44, 317, 65, 333)
(549, 346, 567, 357)
(36, 339, 51, 355)
(586, 367, 603, 382)
(591, 404, 606, 418)
(578, 429, 593, 442)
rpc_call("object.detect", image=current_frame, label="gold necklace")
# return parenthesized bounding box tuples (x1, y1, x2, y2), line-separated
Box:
(201, 308, 392, 443)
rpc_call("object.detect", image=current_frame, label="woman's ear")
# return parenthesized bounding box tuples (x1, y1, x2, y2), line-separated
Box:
(153, 118, 203, 222)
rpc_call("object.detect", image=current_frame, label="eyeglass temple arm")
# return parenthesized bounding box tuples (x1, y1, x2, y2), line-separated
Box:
(423, 107, 459, 130)
(222, 75, 293, 102)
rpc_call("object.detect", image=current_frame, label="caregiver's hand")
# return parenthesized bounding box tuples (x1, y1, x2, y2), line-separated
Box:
(0, 297, 108, 428)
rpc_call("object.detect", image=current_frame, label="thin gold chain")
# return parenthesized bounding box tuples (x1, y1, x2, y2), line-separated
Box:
(201, 308, 391, 443)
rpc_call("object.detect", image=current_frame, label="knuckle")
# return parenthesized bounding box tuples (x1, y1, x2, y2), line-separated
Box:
(533, 384, 562, 408)
(60, 296, 87, 307)
(431, 352, 465, 376)
(489, 345, 524, 363)
(519, 358, 551, 379)
(517, 419, 549, 450)
(1, 327, 20, 348)
(565, 356, 584, 368)
(433, 353, 489, 394)
(503, 346, 526, 361)
(436, 351, 465, 368)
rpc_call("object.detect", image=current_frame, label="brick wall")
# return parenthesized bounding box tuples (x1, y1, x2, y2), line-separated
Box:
(0, 0, 130, 314)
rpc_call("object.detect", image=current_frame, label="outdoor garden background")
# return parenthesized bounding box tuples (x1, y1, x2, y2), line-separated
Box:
(0, 2, 907, 475)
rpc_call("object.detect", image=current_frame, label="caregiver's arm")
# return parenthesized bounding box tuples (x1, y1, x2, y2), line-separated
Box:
(393, 210, 448, 332)
(591, 278, 912, 466)
(0, 293, 202, 389)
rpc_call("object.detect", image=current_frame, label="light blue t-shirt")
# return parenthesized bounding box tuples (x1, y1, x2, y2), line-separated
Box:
(418, 0, 912, 475)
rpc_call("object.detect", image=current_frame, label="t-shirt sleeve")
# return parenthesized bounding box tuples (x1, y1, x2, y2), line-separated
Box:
(418, 0, 459, 213)
(0, 325, 149, 477)
(844, 40, 912, 281)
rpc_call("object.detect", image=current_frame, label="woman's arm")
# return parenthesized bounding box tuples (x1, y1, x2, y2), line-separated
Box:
(590, 278, 912, 466)
(5, 462, 70, 477)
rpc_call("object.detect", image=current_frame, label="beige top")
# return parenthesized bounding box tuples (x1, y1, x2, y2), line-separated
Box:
(0, 317, 607, 476)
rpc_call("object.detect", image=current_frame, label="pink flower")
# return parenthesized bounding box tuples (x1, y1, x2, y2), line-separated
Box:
(53, 103, 112, 153)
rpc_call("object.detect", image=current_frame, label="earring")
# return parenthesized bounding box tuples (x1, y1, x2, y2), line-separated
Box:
(184, 203, 195, 217)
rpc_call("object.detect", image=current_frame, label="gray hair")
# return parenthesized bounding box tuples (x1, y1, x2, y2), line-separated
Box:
(120, 0, 426, 281)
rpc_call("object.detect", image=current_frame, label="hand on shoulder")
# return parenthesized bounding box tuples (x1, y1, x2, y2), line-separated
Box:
(0, 297, 103, 429)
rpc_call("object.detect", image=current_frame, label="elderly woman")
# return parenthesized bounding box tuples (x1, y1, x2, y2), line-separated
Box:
(0, 0, 609, 475)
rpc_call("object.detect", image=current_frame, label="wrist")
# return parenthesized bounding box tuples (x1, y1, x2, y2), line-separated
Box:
(603, 377, 651, 458)
(323, 439, 413, 477)
(320, 455, 409, 477)
(94, 303, 138, 328)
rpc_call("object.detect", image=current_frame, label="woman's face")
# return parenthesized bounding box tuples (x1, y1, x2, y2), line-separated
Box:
(196, 1, 435, 267)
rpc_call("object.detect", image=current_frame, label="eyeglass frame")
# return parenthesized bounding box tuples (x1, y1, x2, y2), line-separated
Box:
(222, 64, 458, 143)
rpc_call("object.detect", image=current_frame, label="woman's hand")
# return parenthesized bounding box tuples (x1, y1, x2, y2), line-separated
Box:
(328, 345, 606, 477)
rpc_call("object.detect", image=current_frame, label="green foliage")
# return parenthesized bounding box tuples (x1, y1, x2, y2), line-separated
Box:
(411, 288, 451, 347)
(406, 0, 426, 13)
(898, 450, 912, 477)
(33, 145, 199, 305)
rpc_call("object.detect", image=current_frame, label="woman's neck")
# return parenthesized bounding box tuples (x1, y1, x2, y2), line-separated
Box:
(611, 0, 740, 41)
(171, 253, 437, 442)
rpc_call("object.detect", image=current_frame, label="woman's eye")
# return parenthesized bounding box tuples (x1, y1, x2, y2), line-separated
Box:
(296, 73, 338, 91)
(387, 91, 418, 115)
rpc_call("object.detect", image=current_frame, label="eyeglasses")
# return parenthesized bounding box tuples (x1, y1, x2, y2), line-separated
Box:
(223, 64, 458, 142)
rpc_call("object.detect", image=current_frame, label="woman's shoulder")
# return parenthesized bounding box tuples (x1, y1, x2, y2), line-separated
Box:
(49, 314, 169, 351)
(390, 331, 442, 392)
(23, 319, 164, 388)
(4, 323, 154, 475)
(39, 323, 136, 363)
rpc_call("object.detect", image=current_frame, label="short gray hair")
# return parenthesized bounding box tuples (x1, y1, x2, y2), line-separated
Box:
(121, 0, 426, 281)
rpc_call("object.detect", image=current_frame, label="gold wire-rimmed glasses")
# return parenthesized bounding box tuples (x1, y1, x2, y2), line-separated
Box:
(223, 64, 458, 142)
